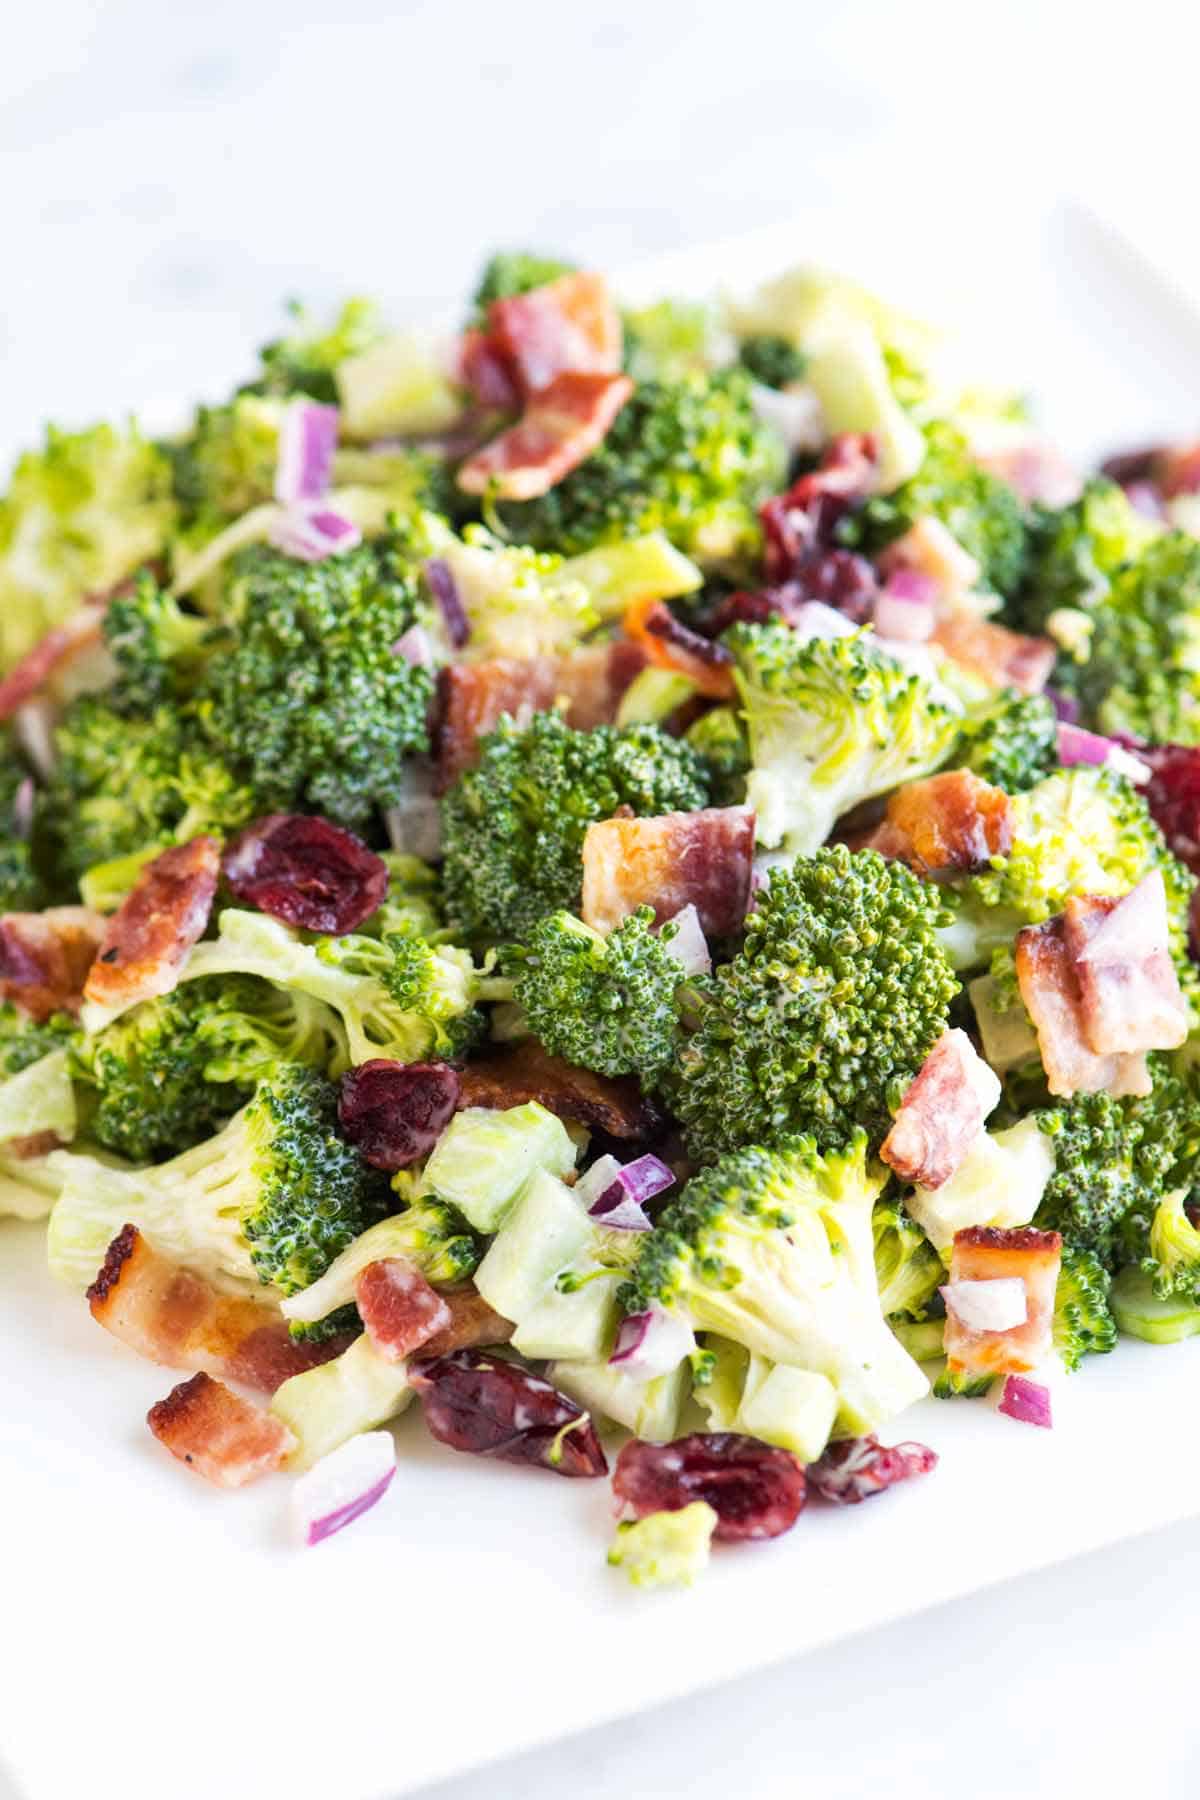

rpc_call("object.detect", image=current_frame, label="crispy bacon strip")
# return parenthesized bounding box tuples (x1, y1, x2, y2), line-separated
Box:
(356, 1257, 451, 1362)
(944, 1225, 1062, 1379)
(972, 439, 1081, 507)
(457, 1039, 662, 1139)
(880, 1029, 1001, 1189)
(1062, 875, 1190, 1057)
(457, 371, 633, 502)
(416, 1286, 514, 1358)
(581, 805, 755, 938)
(82, 836, 219, 1014)
(1015, 916, 1150, 1098)
(457, 327, 521, 412)
(930, 613, 1056, 695)
(867, 770, 1014, 876)
(0, 604, 106, 721)
(622, 596, 736, 700)
(87, 1224, 349, 1392)
(0, 905, 104, 1020)
(488, 272, 623, 398)
(147, 1372, 295, 1488)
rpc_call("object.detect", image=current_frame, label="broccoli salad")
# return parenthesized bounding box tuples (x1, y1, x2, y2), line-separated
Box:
(5, 251, 1200, 1583)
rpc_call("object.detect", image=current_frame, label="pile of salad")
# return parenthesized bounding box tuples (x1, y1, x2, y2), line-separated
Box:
(4, 251, 1200, 1587)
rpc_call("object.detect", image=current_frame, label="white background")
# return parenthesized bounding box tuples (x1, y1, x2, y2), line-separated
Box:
(5, 4, 1200, 1796)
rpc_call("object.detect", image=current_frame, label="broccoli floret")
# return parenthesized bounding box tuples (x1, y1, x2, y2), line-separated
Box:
(1053, 1243, 1118, 1370)
(0, 421, 176, 671)
(669, 847, 959, 1159)
(46, 1062, 391, 1297)
(737, 333, 808, 389)
(842, 420, 1030, 598)
(619, 1133, 928, 1434)
(101, 573, 212, 713)
(282, 1197, 483, 1331)
(254, 297, 383, 402)
(0, 1003, 77, 1078)
(622, 299, 728, 382)
(506, 907, 684, 1083)
(1018, 477, 1158, 634)
(315, 925, 485, 1061)
(471, 251, 577, 323)
(954, 688, 1059, 793)
(608, 1502, 717, 1589)
(1078, 533, 1200, 743)
(71, 974, 342, 1162)
(440, 710, 711, 941)
(1135, 1188, 1200, 1305)
(492, 370, 786, 567)
(196, 541, 434, 828)
(726, 619, 961, 858)
(0, 730, 39, 911)
(872, 1193, 944, 1320)
(166, 395, 286, 541)
(684, 705, 749, 806)
(361, 852, 445, 942)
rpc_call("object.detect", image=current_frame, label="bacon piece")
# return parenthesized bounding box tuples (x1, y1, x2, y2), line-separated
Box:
(416, 1286, 514, 1358)
(488, 272, 622, 398)
(457, 371, 633, 502)
(868, 770, 1014, 876)
(1015, 917, 1150, 1097)
(1156, 443, 1200, 500)
(356, 1257, 451, 1362)
(457, 1039, 662, 1139)
(0, 905, 104, 1020)
(581, 805, 755, 938)
(0, 604, 106, 721)
(1062, 874, 1190, 1056)
(623, 597, 736, 700)
(879, 517, 981, 598)
(147, 1372, 295, 1488)
(880, 1029, 1001, 1189)
(930, 613, 1056, 696)
(436, 640, 647, 788)
(973, 439, 1081, 507)
(82, 836, 219, 1014)
(944, 1225, 1062, 1380)
(457, 327, 521, 411)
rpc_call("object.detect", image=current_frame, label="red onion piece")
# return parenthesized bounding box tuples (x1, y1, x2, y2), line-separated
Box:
(873, 573, 936, 644)
(290, 1431, 397, 1546)
(1047, 687, 1080, 724)
(609, 1306, 695, 1377)
(393, 624, 435, 667)
(940, 1277, 1027, 1334)
(269, 505, 362, 563)
(274, 402, 339, 505)
(882, 567, 938, 605)
(660, 903, 710, 976)
(1057, 722, 1151, 783)
(425, 558, 471, 649)
(998, 1374, 1053, 1429)
(12, 776, 34, 839)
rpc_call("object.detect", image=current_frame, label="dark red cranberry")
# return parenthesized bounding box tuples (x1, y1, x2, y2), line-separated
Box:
(338, 1060, 461, 1169)
(410, 1351, 608, 1478)
(761, 432, 879, 582)
(785, 548, 878, 622)
(222, 814, 388, 934)
(1139, 745, 1200, 876)
(644, 604, 734, 669)
(806, 1435, 937, 1505)
(612, 1431, 806, 1541)
(1098, 445, 1162, 488)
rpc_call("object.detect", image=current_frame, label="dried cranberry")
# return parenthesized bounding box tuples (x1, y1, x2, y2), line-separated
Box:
(785, 549, 878, 622)
(644, 605, 734, 670)
(705, 589, 779, 635)
(356, 1257, 451, 1360)
(761, 433, 878, 582)
(222, 814, 388, 934)
(612, 1431, 806, 1541)
(806, 1435, 937, 1505)
(411, 1350, 608, 1478)
(1098, 445, 1162, 489)
(1139, 745, 1200, 876)
(338, 1060, 461, 1169)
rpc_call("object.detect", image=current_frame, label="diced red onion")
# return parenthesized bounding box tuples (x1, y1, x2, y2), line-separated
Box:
(583, 1153, 675, 1232)
(393, 624, 435, 667)
(661, 903, 710, 976)
(425, 558, 471, 649)
(874, 572, 936, 644)
(1057, 722, 1151, 783)
(290, 1430, 397, 1546)
(941, 1277, 1027, 1334)
(609, 1306, 696, 1378)
(384, 764, 442, 862)
(1047, 687, 1079, 724)
(573, 1155, 622, 1210)
(11, 776, 34, 839)
(274, 402, 339, 505)
(997, 1374, 1053, 1429)
(883, 567, 938, 605)
(269, 505, 362, 563)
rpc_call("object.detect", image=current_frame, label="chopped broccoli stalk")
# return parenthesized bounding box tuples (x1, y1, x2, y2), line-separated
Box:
(737, 333, 808, 388)
(440, 710, 711, 941)
(872, 1195, 944, 1319)
(46, 1063, 391, 1297)
(281, 1199, 482, 1327)
(423, 1101, 578, 1232)
(933, 1366, 996, 1399)
(0, 1144, 123, 1223)
(954, 688, 1059, 793)
(471, 251, 577, 322)
(726, 619, 960, 857)
(1111, 1264, 1200, 1345)
(506, 907, 684, 1084)
(670, 847, 959, 1159)
(0, 1049, 76, 1146)
(907, 1116, 1055, 1254)
(608, 1502, 717, 1589)
(270, 1332, 414, 1472)
(1053, 1244, 1117, 1371)
(692, 1337, 838, 1460)
(615, 667, 698, 728)
(550, 1355, 690, 1443)
(619, 1133, 929, 1435)
(890, 1316, 945, 1361)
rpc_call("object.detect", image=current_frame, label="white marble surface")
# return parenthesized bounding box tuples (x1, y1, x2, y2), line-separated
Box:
(4, 5, 1200, 1797)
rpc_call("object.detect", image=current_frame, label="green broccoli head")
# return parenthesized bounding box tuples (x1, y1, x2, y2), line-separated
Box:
(669, 847, 959, 1160)
(101, 572, 212, 714)
(954, 688, 1059, 794)
(470, 251, 578, 323)
(506, 907, 685, 1083)
(1137, 1189, 1200, 1306)
(0, 421, 176, 671)
(491, 370, 786, 566)
(1079, 532, 1200, 743)
(1053, 1243, 1118, 1370)
(254, 296, 384, 402)
(0, 730, 40, 911)
(166, 395, 286, 541)
(1019, 476, 1159, 634)
(737, 333, 808, 389)
(725, 618, 961, 858)
(0, 1002, 77, 1078)
(440, 709, 711, 941)
(841, 419, 1030, 599)
(872, 1193, 944, 1320)
(684, 704, 750, 807)
(619, 1132, 928, 1434)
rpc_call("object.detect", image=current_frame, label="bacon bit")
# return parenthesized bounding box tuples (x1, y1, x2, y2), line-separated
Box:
(457, 1039, 663, 1139)
(622, 596, 736, 700)
(1156, 443, 1200, 500)
(1015, 916, 1151, 1098)
(356, 1257, 451, 1362)
(1063, 876, 1190, 1056)
(82, 836, 219, 1014)
(869, 769, 1014, 876)
(580, 805, 755, 938)
(456, 327, 521, 411)
(457, 371, 633, 502)
(944, 1224, 1062, 1380)
(761, 433, 879, 582)
(879, 517, 982, 599)
(880, 1028, 1001, 1189)
(416, 1285, 514, 1358)
(223, 1324, 354, 1393)
(930, 613, 1056, 696)
(973, 440, 1081, 508)
(436, 641, 648, 788)
(488, 272, 622, 398)
(147, 1372, 295, 1489)
(0, 604, 107, 721)
(0, 905, 104, 1020)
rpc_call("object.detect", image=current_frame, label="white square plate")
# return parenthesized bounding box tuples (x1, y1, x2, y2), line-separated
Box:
(4, 202, 1200, 1800)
